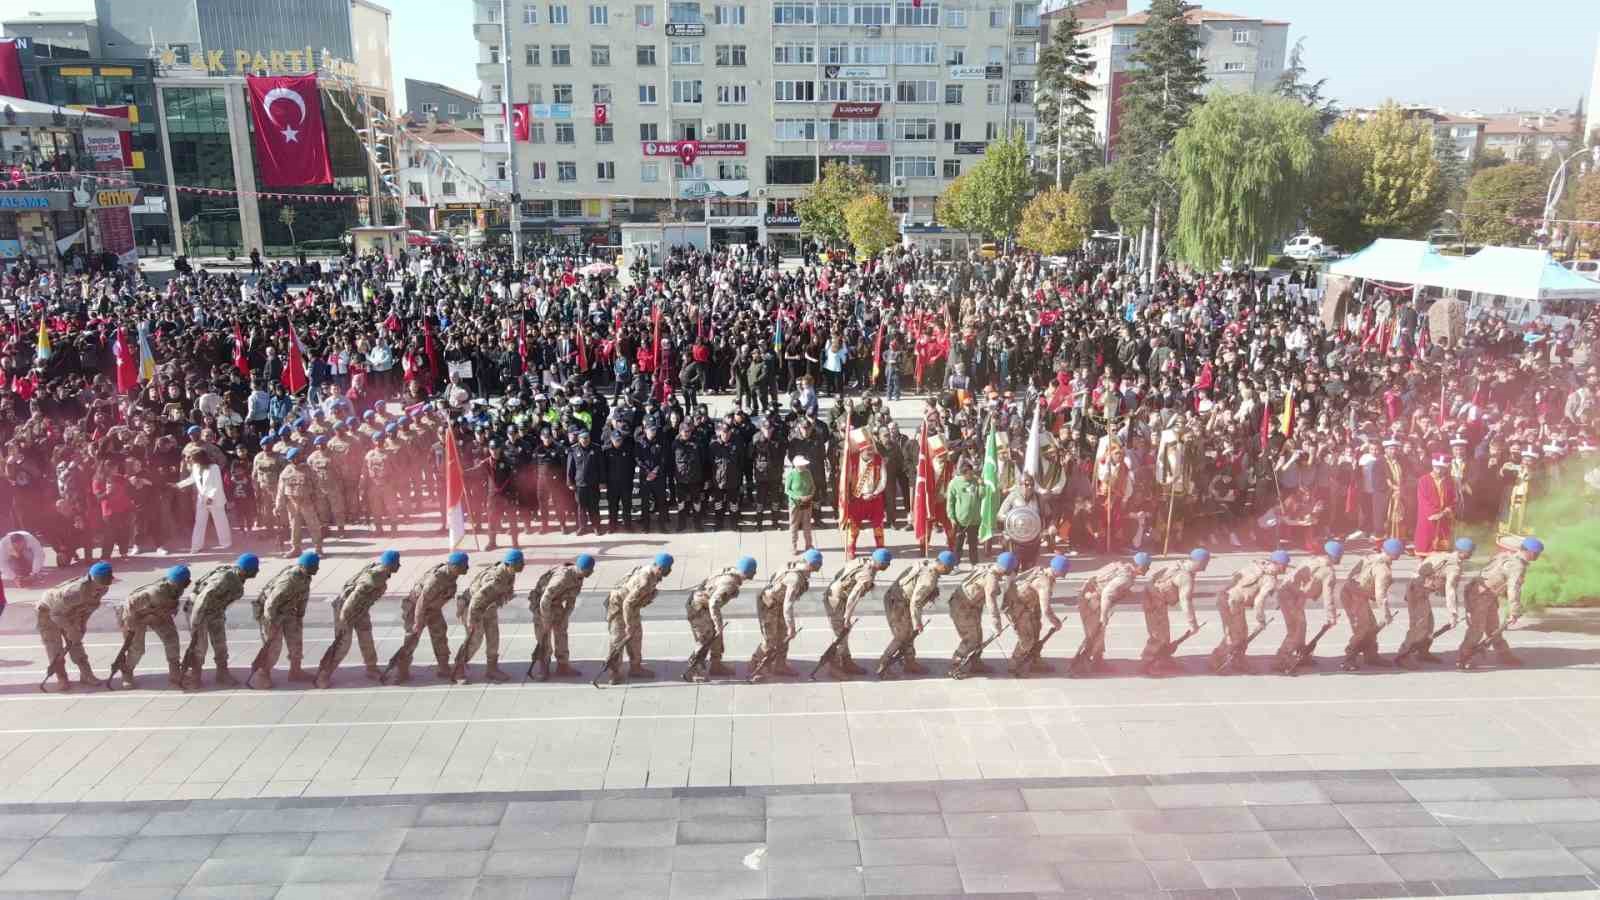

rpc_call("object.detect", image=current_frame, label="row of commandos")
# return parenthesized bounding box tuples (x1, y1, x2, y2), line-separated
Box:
(29, 534, 1544, 692)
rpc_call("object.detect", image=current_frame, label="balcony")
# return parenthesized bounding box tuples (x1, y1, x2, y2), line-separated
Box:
(481, 178, 511, 193)
(477, 61, 503, 80)
(480, 141, 509, 155)
(479, 101, 504, 118)
(473, 22, 501, 42)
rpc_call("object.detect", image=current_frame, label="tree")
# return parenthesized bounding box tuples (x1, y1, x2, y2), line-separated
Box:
(1070, 168, 1115, 231)
(1573, 170, 1600, 255)
(935, 171, 977, 239)
(1460, 163, 1547, 246)
(961, 134, 1034, 240)
(1172, 92, 1321, 270)
(1273, 38, 1340, 131)
(797, 161, 876, 248)
(1019, 188, 1093, 255)
(1434, 125, 1468, 212)
(279, 206, 299, 250)
(843, 194, 900, 259)
(1035, 10, 1097, 188)
(1472, 148, 1510, 173)
(1305, 103, 1444, 250)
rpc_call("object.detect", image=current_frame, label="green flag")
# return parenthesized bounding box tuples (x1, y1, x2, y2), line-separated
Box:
(977, 428, 1001, 542)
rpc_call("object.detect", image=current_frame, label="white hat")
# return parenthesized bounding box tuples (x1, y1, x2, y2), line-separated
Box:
(1449, 436, 1468, 447)
(1431, 456, 1447, 468)
(790, 455, 809, 467)
(1382, 439, 1400, 449)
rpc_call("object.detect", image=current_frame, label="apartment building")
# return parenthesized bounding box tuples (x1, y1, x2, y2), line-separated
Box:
(1482, 112, 1578, 163)
(474, 0, 1042, 251)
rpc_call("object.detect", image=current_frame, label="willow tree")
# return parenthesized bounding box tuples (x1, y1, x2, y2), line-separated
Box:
(1172, 92, 1321, 269)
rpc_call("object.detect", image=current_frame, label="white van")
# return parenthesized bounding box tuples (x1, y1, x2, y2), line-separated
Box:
(1282, 233, 1325, 261)
(1562, 259, 1600, 282)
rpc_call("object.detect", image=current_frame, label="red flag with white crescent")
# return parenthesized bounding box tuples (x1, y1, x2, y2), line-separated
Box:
(232, 322, 250, 376)
(443, 427, 468, 548)
(246, 74, 332, 187)
(282, 319, 309, 393)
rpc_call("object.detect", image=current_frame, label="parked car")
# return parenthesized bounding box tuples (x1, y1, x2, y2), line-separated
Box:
(1563, 259, 1600, 282)
(1282, 233, 1326, 260)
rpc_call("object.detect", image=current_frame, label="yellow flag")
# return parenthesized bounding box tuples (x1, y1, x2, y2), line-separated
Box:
(35, 318, 50, 360)
(1279, 386, 1295, 437)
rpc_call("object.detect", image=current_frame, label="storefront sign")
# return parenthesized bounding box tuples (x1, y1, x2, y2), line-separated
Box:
(821, 140, 889, 154)
(764, 213, 801, 227)
(0, 192, 65, 211)
(664, 23, 706, 36)
(92, 188, 143, 208)
(173, 45, 358, 79)
(83, 129, 125, 164)
(678, 179, 750, 199)
(953, 141, 989, 155)
(641, 140, 747, 157)
(530, 103, 572, 120)
(831, 102, 881, 119)
(985, 64, 1004, 79)
(824, 65, 886, 79)
(948, 65, 986, 80)
(707, 215, 760, 228)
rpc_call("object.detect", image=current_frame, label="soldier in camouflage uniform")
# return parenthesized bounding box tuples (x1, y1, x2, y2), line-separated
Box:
(1208, 550, 1286, 674)
(451, 549, 527, 683)
(1399, 537, 1473, 666)
(365, 429, 394, 535)
(390, 551, 470, 682)
(949, 552, 1017, 674)
(307, 436, 348, 536)
(1141, 550, 1208, 674)
(1006, 555, 1068, 676)
(36, 561, 115, 690)
(314, 550, 401, 687)
(1273, 543, 1341, 673)
(751, 549, 823, 678)
(113, 565, 190, 688)
(252, 438, 285, 538)
(181, 553, 261, 688)
(1339, 540, 1402, 671)
(529, 553, 596, 680)
(878, 550, 955, 677)
(245, 551, 319, 689)
(1458, 536, 1541, 669)
(328, 420, 362, 527)
(819, 548, 891, 678)
(1079, 553, 1152, 673)
(275, 448, 324, 557)
(684, 556, 756, 679)
(603, 553, 674, 684)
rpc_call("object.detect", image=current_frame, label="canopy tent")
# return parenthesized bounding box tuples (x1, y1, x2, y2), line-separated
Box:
(0, 94, 131, 131)
(1429, 246, 1600, 302)
(1326, 238, 1453, 285)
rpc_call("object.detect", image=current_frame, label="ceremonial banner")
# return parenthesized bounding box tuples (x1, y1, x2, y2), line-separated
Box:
(246, 74, 333, 187)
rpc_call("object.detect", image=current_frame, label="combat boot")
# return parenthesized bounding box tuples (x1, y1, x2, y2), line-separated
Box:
(966, 658, 992, 675)
(365, 665, 383, 681)
(629, 662, 656, 679)
(214, 664, 239, 687)
(288, 664, 316, 682)
(902, 659, 928, 675)
(1417, 650, 1444, 664)
(391, 664, 413, 684)
(247, 669, 273, 690)
(121, 670, 137, 688)
(436, 663, 452, 679)
(840, 657, 867, 676)
(167, 662, 183, 688)
(484, 661, 512, 682)
(554, 662, 581, 678)
(77, 663, 98, 686)
(1030, 659, 1055, 674)
(708, 660, 734, 677)
(1498, 651, 1525, 667)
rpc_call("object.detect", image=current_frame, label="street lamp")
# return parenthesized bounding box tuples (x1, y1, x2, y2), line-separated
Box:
(1541, 144, 1600, 241)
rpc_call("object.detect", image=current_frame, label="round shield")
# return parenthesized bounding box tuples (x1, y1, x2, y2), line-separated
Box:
(1004, 506, 1042, 543)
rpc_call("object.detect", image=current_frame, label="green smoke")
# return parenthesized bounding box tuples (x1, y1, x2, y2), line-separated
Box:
(1460, 465, 1600, 611)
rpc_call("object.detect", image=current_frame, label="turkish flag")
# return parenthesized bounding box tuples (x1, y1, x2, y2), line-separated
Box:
(512, 103, 530, 141)
(246, 74, 333, 187)
(678, 141, 699, 167)
(0, 39, 24, 99)
(593, 103, 608, 126)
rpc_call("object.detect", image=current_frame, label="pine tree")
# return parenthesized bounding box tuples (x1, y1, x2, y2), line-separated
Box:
(1434, 122, 1468, 211)
(1035, 10, 1098, 188)
(1273, 38, 1340, 131)
(1115, 0, 1208, 165)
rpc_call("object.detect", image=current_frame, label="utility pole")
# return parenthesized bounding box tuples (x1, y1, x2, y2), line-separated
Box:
(499, 0, 521, 266)
(1055, 89, 1065, 190)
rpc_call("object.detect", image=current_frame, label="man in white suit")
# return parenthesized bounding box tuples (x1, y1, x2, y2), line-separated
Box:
(176, 445, 231, 554)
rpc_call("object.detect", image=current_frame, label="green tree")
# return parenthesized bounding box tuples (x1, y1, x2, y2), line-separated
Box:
(1070, 168, 1115, 231)
(279, 206, 299, 250)
(798, 161, 876, 248)
(1434, 126, 1468, 211)
(936, 171, 977, 237)
(1019, 188, 1092, 255)
(1108, 157, 1158, 235)
(1035, 10, 1098, 188)
(1116, 0, 1208, 163)
(843, 194, 900, 259)
(1305, 103, 1444, 250)
(1172, 92, 1321, 270)
(1572, 170, 1600, 255)
(1472, 148, 1509, 173)
(1460, 163, 1547, 246)
(1273, 37, 1340, 131)
(961, 134, 1034, 240)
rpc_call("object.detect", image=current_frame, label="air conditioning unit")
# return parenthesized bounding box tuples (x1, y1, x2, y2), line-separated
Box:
(756, 187, 769, 197)
(892, 176, 907, 188)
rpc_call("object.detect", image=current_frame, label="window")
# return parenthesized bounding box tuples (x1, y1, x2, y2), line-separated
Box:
(897, 117, 936, 140)
(715, 121, 748, 140)
(773, 43, 815, 64)
(894, 156, 936, 178)
(942, 158, 960, 178)
(774, 80, 816, 102)
(549, 4, 569, 24)
(942, 121, 961, 140)
(441, 181, 457, 196)
(1232, 28, 1251, 44)
(820, 81, 848, 101)
(672, 79, 703, 102)
(553, 83, 573, 103)
(1010, 79, 1033, 103)
(490, 84, 503, 102)
(717, 161, 748, 179)
(775, 118, 818, 140)
(854, 2, 891, 25)
(551, 44, 571, 65)
(669, 1, 702, 23)
(486, 2, 499, 20)
(986, 45, 1003, 64)
(988, 6, 1005, 27)
(641, 161, 661, 182)
(767, 156, 817, 184)
(420, 102, 437, 114)
(896, 80, 938, 103)
(819, 1, 849, 23)
(530, 162, 547, 180)
(637, 44, 656, 65)
(945, 6, 966, 26)
(892, 196, 909, 213)
(985, 120, 999, 139)
(944, 83, 963, 104)
(525, 45, 541, 65)
(1221, 61, 1244, 72)
(773, 2, 815, 24)
(674, 161, 705, 179)
(528, 83, 544, 102)
(596, 160, 615, 179)
(822, 42, 849, 64)
(851, 44, 891, 65)
(591, 44, 611, 65)
(638, 83, 658, 103)
(638, 123, 658, 140)
(555, 122, 575, 143)
(493, 122, 505, 141)
(1011, 43, 1035, 65)
(717, 84, 749, 104)
(489, 45, 501, 64)
(671, 43, 702, 64)
(523, 3, 538, 24)
(557, 161, 577, 181)
(1010, 117, 1035, 142)
(715, 44, 747, 66)
(714, 4, 745, 24)
(531, 122, 547, 142)
(827, 118, 888, 140)
(945, 45, 965, 65)
(896, 0, 939, 26)
(559, 200, 582, 217)
(449, 103, 460, 115)
(986, 82, 1003, 104)
(595, 124, 614, 142)
(851, 80, 892, 101)
(635, 3, 655, 26)
(896, 42, 937, 65)
(589, 3, 608, 24)
(524, 201, 552, 220)
(1012, 2, 1038, 27)
(406, 180, 424, 196)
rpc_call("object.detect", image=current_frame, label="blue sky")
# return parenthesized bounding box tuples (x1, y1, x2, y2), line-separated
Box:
(386, 0, 1600, 115)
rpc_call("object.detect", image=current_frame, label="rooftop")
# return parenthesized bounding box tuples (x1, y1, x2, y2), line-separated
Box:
(401, 118, 483, 144)
(1483, 114, 1578, 136)
(1082, 7, 1288, 31)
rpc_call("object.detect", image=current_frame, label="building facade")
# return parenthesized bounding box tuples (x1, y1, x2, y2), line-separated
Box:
(405, 77, 481, 122)
(398, 119, 490, 230)
(475, 0, 1045, 251)
(1482, 112, 1578, 163)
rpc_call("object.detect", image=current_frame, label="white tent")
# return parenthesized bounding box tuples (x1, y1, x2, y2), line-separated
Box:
(1430, 246, 1600, 302)
(1326, 238, 1453, 285)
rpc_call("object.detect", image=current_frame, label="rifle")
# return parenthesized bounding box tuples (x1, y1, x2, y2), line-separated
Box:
(450, 622, 480, 684)
(1283, 622, 1334, 677)
(178, 630, 206, 690)
(1394, 621, 1454, 667)
(681, 629, 722, 682)
(875, 623, 927, 678)
(950, 623, 1011, 680)
(381, 629, 425, 684)
(38, 647, 70, 693)
(525, 633, 551, 680)
(591, 631, 628, 688)
(748, 627, 802, 683)
(1140, 622, 1204, 676)
(1010, 623, 1063, 678)
(809, 619, 858, 680)
(103, 630, 138, 691)
(314, 628, 346, 684)
(1458, 618, 1515, 668)
(1068, 617, 1107, 676)
(1211, 616, 1274, 674)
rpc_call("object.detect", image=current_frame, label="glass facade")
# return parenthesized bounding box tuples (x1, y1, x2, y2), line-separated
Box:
(196, 0, 355, 74)
(162, 85, 243, 256)
(250, 87, 368, 253)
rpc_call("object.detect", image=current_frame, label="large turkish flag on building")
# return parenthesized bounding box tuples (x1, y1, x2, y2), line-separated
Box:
(511, 103, 530, 141)
(246, 74, 333, 187)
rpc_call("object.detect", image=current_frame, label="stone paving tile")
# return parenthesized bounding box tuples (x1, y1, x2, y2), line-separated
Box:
(1180, 831, 1283, 860)
(1471, 846, 1594, 877)
(386, 850, 489, 880)
(676, 816, 764, 844)
(857, 837, 956, 867)
(1146, 858, 1209, 890)
(49, 810, 154, 836)
(1332, 803, 1438, 829)
(211, 831, 314, 857)
(304, 828, 410, 856)
(286, 853, 395, 883)
(491, 821, 590, 850)
(475, 876, 576, 900)
(1021, 787, 1117, 811)
(1249, 805, 1351, 831)
(1192, 857, 1303, 888)
(1286, 853, 1402, 885)
(0, 814, 64, 839)
(942, 810, 1037, 836)
(0, 857, 106, 891)
(1053, 860, 1159, 890)
(1544, 821, 1600, 847)
(400, 825, 498, 852)
(1265, 828, 1373, 857)
(671, 841, 766, 872)
(936, 788, 1026, 813)
(766, 865, 865, 897)
(503, 799, 595, 824)
(1449, 822, 1562, 851)
(765, 814, 857, 843)
(860, 863, 965, 896)
(668, 867, 767, 900)
(1378, 850, 1496, 881)
(375, 879, 478, 900)
(585, 819, 678, 846)
(188, 856, 299, 885)
(955, 859, 1062, 893)
(417, 802, 508, 826)
(17, 834, 125, 861)
(117, 834, 224, 861)
(1352, 826, 1463, 854)
(853, 791, 941, 815)
(763, 838, 862, 869)
(278, 885, 379, 900)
